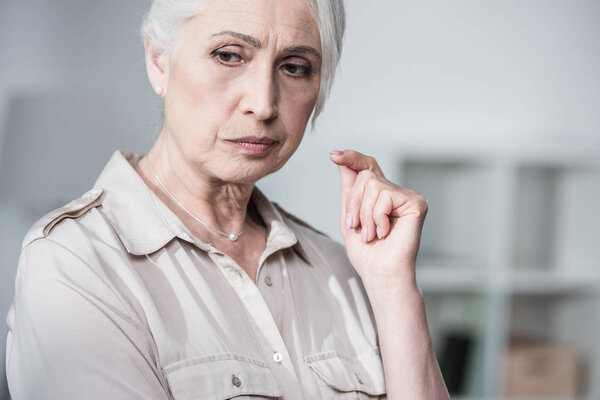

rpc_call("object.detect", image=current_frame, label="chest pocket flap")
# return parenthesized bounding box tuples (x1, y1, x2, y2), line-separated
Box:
(305, 350, 386, 397)
(164, 354, 282, 400)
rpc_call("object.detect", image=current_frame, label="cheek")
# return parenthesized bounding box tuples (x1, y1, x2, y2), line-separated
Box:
(280, 83, 319, 131)
(166, 62, 236, 138)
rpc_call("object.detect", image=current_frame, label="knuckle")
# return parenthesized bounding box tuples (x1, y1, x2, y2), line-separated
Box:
(379, 188, 391, 198)
(367, 155, 382, 169)
(373, 210, 387, 223)
(365, 177, 379, 191)
(358, 169, 373, 179)
(375, 190, 390, 209)
(414, 197, 429, 217)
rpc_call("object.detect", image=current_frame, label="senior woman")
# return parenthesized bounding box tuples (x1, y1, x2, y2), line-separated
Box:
(6, 0, 449, 399)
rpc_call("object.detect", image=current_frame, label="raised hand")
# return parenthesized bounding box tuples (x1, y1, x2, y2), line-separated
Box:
(330, 150, 429, 285)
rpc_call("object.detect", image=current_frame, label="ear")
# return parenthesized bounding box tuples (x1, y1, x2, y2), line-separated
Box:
(144, 38, 170, 97)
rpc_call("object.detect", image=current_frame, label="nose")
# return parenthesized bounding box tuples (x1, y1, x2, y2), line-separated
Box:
(239, 63, 279, 121)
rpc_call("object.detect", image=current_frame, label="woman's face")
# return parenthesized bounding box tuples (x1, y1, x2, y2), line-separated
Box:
(149, 0, 322, 184)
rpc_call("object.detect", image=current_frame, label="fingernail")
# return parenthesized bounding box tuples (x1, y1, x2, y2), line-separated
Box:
(345, 213, 352, 230)
(376, 226, 383, 239)
(330, 150, 343, 155)
(361, 227, 368, 242)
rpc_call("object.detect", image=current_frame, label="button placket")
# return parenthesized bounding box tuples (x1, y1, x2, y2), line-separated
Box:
(208, 239, 301, 393)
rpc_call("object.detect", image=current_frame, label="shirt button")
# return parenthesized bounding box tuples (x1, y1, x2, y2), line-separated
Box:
(355, 372, 364, 385)
(273, 352, 283, 363)
(264, 276, 273, 287)
(231, 375, 242, 387)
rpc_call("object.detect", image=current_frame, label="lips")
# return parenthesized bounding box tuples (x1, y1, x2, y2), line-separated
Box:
(226, 136, 277, 155)
(228, 136, 276, 145)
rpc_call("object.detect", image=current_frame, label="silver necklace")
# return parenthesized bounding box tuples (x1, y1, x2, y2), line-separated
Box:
(146, 156, 246, 242)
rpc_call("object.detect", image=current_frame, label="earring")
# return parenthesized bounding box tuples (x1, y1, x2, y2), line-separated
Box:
(155, 87, 164, 96)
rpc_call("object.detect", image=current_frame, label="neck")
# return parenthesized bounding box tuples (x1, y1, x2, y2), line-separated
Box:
(142, 133, 256, 239)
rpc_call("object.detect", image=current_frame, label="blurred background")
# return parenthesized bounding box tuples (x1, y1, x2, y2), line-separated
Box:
(1, 0, 599, 399)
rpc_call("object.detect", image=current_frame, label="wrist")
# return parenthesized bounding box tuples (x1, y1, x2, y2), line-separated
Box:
(360, 265, 418, 290)
(361, 273, 422, 304)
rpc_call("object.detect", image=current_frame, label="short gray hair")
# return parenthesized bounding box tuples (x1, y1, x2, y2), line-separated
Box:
(141, 0, 345, 124)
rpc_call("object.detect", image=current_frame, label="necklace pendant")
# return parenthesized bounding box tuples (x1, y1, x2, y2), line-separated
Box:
(228, 233, 238, 241)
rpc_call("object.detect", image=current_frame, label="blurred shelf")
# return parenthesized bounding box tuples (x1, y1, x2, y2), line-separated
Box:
(417, 266, 488, 293)
(398, 153, 600, 400)
(508, 270, 600, 295)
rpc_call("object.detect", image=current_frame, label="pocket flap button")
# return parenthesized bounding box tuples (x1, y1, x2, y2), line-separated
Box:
(355, 372, 364, 385)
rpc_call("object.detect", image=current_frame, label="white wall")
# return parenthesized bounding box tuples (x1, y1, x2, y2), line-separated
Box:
(314, 0, 600, 152)
(0, 0, 158, 153)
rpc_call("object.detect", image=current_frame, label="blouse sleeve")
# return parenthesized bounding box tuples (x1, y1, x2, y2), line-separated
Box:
(5, 238, 171, 400)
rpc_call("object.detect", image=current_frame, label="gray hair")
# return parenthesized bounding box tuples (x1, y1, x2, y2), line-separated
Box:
(141, 0, 345, 125)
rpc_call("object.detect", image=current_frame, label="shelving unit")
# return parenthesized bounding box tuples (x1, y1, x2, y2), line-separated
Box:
(398, 152, 600, 400)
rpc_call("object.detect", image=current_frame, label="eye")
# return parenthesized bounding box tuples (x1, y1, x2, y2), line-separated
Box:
(212, 49, 243, 65)
(282, 62, 312, 78)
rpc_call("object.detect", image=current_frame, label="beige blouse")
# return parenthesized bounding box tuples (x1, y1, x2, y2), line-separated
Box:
(6, 150, 387, 400)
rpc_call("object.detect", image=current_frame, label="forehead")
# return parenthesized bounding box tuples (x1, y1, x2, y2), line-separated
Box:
(186, 0, 320, 48)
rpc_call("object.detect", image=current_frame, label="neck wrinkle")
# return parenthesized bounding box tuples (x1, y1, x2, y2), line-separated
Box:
(142, 137, 255, 235)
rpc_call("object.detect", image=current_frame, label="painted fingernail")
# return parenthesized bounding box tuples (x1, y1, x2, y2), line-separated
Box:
(330, 150, 343, 155)
(361, 227, 368, 242)
(376, 226, 383, 239)
(345, 213, 353, 230)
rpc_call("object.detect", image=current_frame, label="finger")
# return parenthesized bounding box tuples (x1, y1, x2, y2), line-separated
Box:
(347, 170, 375, 230)
(390, 195, 429, 265)
(330, 150, 383, 175)
(335, 164, 358, 231)
(331, 152, 358, 201)
(373, 190, 393, 239)
(359, 178, 382, 242)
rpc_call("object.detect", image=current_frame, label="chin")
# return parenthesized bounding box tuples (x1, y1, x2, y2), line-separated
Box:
(216, 162, 278, 185)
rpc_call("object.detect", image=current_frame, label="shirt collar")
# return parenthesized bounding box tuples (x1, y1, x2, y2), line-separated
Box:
(94, 150, 310, 263)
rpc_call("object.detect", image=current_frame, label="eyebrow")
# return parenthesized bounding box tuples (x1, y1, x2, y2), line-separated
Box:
(210, 30, 322, 60)
(284, 45, 322, 60)
(211, 30, 262, 48)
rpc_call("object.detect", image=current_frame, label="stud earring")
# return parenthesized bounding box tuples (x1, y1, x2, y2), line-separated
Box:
(155, 87, 164, 96)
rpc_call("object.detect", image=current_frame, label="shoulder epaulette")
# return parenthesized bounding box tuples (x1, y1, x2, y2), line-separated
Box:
(21, 186, 104, 248)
